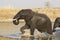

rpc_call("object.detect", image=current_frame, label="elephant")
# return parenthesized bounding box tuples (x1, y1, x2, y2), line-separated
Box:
(53, 17, 60, 32)
(13, 9, 52, 35)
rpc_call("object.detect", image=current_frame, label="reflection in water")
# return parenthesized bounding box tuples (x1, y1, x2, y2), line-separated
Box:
(20, 36, 51, 40)
(0, 32, 52, 40)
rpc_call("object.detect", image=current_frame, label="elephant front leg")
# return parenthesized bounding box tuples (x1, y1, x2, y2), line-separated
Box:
(30, 26, 35, 35)
(30, 26, 35, 40)
(20, 26, 25, 34)
(20, 24, 29, 34)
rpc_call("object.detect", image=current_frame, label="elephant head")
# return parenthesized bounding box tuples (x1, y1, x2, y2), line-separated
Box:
(13, 9, 33, 25)
(53, 17, 60, 32)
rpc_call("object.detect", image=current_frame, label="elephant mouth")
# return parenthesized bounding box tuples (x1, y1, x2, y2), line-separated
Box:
(13, 19, 19, 25)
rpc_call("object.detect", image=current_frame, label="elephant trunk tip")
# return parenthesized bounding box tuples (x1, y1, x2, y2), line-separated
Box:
(13, 19, 19, 25)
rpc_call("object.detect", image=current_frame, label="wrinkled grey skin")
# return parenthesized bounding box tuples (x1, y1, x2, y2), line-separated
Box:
(53, 17, 60, 32)
(13, 9, 52, 35)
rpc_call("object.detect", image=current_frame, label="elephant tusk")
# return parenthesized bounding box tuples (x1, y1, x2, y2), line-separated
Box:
(13, 19, 16, 21)
(13, 19, 18, 22)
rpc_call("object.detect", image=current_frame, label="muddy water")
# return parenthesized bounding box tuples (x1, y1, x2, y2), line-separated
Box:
(0, 22, 60, 40)
(0, 22, 25, 35)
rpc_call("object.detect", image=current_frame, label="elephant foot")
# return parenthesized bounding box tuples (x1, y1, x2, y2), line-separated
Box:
(21, 31, 25, 34)
(53, 30, 56, 32)
(20, 28, 25, 34)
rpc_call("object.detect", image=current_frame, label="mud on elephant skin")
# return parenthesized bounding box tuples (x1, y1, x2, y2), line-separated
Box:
(13, 9, 52, 35)
(53, 17, 60, 32)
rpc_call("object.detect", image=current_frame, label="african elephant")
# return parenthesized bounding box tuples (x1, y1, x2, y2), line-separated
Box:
(53, 17, 60, 32)
(13, 9, 52, 35)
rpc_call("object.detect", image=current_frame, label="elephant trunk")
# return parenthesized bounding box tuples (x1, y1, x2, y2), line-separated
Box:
(13, 19, 19, 25)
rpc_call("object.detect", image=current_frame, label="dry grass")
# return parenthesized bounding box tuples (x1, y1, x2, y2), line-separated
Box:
(0, 8, 60, 22)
